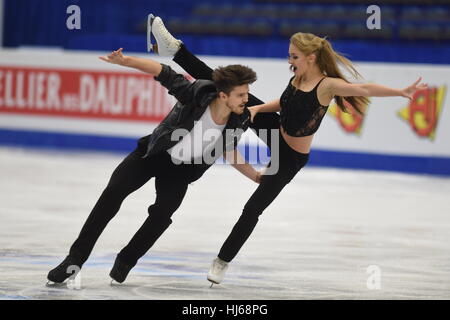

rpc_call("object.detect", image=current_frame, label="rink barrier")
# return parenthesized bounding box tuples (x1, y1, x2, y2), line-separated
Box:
(1, 128, 449, 177)
(1, 50, 449, 176)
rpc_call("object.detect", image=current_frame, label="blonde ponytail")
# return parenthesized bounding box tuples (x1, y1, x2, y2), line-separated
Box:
(291, 32, 369, 114)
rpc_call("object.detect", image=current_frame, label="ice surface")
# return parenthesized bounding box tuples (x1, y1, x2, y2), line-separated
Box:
(0, 147, 449, 300)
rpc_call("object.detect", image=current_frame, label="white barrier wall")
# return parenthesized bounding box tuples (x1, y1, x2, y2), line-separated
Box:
(191, 56, 450, 159)
(1, 48, 449, 174)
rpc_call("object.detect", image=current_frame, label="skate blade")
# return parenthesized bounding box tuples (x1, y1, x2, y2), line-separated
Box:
(110, 279, 125, 286)
(208, 279, 220, 288)
(110, 279, 120, 286)
(46, 281, 66, 288)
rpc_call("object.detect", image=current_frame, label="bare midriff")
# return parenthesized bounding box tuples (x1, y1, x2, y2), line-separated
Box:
(280, 125, 314, 154)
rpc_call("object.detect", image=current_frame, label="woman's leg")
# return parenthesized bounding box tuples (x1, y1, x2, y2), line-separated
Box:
(173, 43, 265, 106)
(218, 140, 309, 262)
(173, 44, 215, 81)
(218, 170, 292, 262)
(173, 43, 279, 146)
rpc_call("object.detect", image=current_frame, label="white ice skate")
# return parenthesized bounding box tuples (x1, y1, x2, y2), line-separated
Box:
(207, 257, 229, 287)
(147, 14, 182, 57)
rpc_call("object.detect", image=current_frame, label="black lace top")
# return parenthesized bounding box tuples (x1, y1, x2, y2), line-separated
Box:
(280, 76, 329, 137)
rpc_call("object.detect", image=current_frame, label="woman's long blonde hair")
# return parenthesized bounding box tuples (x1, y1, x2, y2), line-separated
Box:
(290, 32, 369, 114)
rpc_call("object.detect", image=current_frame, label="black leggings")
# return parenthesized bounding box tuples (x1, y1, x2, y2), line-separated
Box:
(174, 44, 309, 262)
(219, 134, 308, 261)
(69, 146, 198, 267)
(174, 44, 280, 147)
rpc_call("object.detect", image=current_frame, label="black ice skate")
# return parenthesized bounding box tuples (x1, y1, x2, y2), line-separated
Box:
(47, 255, 82, 284)
(109, 256, 134, 284)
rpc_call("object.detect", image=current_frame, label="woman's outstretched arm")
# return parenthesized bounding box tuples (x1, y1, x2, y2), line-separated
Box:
(326, 77, 428, 100)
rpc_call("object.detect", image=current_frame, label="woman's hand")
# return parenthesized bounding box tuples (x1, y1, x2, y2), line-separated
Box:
(248, 105, 261, 123)
(99, 48, 128, 66)
(254, 170, 262, 184)
(254, 167, 267, 184)
(401, 77, 428, 100)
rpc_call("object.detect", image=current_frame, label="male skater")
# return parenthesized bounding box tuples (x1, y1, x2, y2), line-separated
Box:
(47, 47, 263, 284)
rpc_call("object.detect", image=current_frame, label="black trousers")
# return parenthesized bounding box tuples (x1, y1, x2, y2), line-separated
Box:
(69, 145, 202, 267)
(174, 44, 309, 262)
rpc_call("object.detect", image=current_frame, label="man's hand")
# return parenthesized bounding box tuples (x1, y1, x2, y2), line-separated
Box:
(99, 49, 162, 76)
(99, 48, 128, 66)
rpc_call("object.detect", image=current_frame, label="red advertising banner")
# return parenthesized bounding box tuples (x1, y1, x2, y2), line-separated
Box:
(0, 65, 179, 122)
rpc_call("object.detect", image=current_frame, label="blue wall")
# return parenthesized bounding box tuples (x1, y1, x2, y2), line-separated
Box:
(3, 0, 450, 64)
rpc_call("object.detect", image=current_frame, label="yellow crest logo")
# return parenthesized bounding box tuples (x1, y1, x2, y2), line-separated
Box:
(398, 86, 446, 140)
(328, 99, 369, 135)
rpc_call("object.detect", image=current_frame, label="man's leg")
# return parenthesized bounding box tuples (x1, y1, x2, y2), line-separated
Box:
(68, 150, 157, 263)
(111, 174, 189, 282)
(48, 148, 157, 283)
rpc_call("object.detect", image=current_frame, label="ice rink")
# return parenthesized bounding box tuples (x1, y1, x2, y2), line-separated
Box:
(1, 146, 449, 300)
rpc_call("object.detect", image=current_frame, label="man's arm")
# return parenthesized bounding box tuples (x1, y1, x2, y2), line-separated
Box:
(223, 149, 261, 183)
(99, 48, 211, 106)
(99, 48, 162, 76)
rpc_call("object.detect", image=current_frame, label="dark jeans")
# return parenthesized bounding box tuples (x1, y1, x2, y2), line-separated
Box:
(174, 44, 309, 262)
(69, 144, 202, 267)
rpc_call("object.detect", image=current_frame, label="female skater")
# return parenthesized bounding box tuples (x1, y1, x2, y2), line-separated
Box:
(149, 16, 427, 285)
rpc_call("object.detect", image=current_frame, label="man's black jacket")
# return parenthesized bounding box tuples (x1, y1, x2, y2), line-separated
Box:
(139, 64, 251, 160)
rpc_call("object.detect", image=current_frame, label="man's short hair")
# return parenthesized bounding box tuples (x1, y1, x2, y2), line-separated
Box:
(212, 65, 257, 95)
